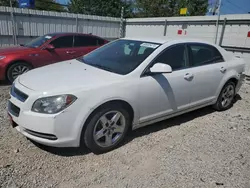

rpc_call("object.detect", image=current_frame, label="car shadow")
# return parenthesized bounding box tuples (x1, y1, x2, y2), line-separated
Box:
(30, 140, 91, 157)
(124, 106, 215, 145)
(0, 80, 10, 86)
(124, 93, 242, 145)
(29, 94, 242, 157)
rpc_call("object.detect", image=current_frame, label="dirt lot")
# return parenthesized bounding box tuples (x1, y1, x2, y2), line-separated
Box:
(0, 80, 250, 188)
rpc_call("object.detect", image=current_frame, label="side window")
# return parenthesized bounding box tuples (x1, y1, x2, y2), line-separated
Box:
(97, 38, 105, 45)
(153, 44, 187, 70)
(188, 43, 224, 67)
(74, 36, 100, 47)
(50, 36, 73, 48)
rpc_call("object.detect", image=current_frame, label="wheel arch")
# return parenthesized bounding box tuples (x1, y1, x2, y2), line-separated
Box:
(216, 74, 239, 100)
(5, 60, 33, 80)
(84, 99, 134, 128)
(79, 99, 135, 145)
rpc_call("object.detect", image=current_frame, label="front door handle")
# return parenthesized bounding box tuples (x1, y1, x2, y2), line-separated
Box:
(66, 51, 76, 54)
(184, 73, 194, 80)
(220, 67, 227, 73)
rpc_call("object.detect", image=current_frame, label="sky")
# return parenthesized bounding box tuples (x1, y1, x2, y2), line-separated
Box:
(56, 0, 250, 15)
(209, 0, 250, 14)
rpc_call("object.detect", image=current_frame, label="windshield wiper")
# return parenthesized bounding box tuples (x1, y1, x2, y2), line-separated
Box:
(91, 64, 116, 73)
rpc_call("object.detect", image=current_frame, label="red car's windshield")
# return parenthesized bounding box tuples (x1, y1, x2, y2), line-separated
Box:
(25, 35, 54, 48)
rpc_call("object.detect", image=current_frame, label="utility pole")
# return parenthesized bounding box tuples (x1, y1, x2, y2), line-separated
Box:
(214, 0, 222, 44)
(119, 7, 124, 38)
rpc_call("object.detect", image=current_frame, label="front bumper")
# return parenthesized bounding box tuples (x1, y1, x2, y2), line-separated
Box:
(7, 83, 83, 148)
(0, 64, 5, 80)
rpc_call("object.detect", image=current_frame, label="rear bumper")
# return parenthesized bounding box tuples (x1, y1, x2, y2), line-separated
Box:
(236, 73, 245, 93)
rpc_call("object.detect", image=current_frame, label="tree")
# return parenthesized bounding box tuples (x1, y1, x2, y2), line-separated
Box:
(134, 0, 208, 17)
(68, 0, 133, 18)
(186, 0, 208, 16)
(0, 0, 18, 7)
(35, 0, 66, 12)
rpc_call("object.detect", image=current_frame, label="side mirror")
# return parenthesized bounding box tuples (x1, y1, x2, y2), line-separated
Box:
(45, 44, 55, 51)
(150, 63, 172, 74)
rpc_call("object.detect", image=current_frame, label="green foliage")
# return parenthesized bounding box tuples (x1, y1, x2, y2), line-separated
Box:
(68, 0, 133, 17)
(35, 0, 66, 12)
(135, 0, 208, 17)
(0, 0, 18, 7)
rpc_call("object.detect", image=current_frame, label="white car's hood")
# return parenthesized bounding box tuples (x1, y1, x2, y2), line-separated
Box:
(18, 60, 122, 92)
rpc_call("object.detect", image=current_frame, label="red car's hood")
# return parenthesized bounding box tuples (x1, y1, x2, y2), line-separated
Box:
(0, 46, 33, 55)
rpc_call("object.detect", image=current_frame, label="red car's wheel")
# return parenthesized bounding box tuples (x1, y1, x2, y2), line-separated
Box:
(7, 62, 32, 83)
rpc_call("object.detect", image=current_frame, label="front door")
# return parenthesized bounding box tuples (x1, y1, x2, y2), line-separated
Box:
(138, 44, 194, 123)
(186, 43, 226, 106)
(49, 35, 75, 61)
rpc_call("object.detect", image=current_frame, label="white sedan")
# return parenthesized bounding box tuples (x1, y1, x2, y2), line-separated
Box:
(8, 37, 245, 153)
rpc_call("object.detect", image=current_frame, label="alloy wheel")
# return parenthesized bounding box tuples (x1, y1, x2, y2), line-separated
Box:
(93, 111, 126, 147)
(221, 84, 235, 108)
(11, 65, 30, 80)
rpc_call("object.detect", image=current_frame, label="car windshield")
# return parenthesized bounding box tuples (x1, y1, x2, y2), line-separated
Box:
(79, 39, 160, 75)
(25, 35, 54, 48)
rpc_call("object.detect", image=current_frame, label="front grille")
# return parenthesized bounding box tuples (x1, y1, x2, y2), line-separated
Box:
(24, 129, 58, 140)
(10, 85, 28, 102)
(8, 101, 20, 117)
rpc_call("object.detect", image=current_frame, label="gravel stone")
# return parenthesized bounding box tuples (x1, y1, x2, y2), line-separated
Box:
(1, 81, 250, 188)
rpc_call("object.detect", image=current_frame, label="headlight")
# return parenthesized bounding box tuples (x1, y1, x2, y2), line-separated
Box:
(0, 56, 6, 60)
(32, 95, 77, 114)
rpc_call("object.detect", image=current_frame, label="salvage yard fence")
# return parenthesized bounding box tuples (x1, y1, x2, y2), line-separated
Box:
(0, 6, 249, 75)
(125, 15, 250, 76)
(0, 6, 121, 46)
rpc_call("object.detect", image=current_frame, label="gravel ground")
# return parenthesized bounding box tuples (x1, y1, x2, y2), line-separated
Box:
(0, 80, 250, 188)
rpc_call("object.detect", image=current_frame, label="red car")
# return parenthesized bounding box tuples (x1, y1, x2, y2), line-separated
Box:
(0, 33, 108, 82)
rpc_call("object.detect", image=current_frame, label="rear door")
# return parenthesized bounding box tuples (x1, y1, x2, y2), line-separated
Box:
(186, 43, 227, 106)
(49, 35, 74, 61)
(72, 35, 105, 58)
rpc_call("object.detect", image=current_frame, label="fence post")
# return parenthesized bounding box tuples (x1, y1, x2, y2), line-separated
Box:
(119, 7, 124, 38)
(10, 0, 17, 45)
(163, 19, 167, 36)
(219, 18, 227, 46)
(75, 15, 78, 33)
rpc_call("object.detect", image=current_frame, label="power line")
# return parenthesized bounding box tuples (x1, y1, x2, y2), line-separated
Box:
(226, 0, 249, 13)
(221, 2, 236, 13)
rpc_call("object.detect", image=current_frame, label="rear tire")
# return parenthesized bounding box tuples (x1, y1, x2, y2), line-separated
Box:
(213, 81, 236, 111)
(7, 62, 32, 83)
(83, 104, 131, 154)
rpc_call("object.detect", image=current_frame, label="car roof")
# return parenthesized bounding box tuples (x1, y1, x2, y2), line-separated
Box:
(46, 32, 96, 37)
(122, 37, 215, 46)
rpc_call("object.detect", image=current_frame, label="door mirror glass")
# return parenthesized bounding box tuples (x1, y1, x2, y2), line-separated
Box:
(150, 63, 172, 74)
(45, 44, 55, 51)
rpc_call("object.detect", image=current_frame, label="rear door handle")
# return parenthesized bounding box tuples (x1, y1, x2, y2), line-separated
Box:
(184, 73, 194, 80)
(220, 67, 227, 73)
(66, 51, 76, 54)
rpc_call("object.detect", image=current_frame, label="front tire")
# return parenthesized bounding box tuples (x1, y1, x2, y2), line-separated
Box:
(213, 81, 236, 111)
(83, 104, 131, 154)
(7, 62, 32, 83)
